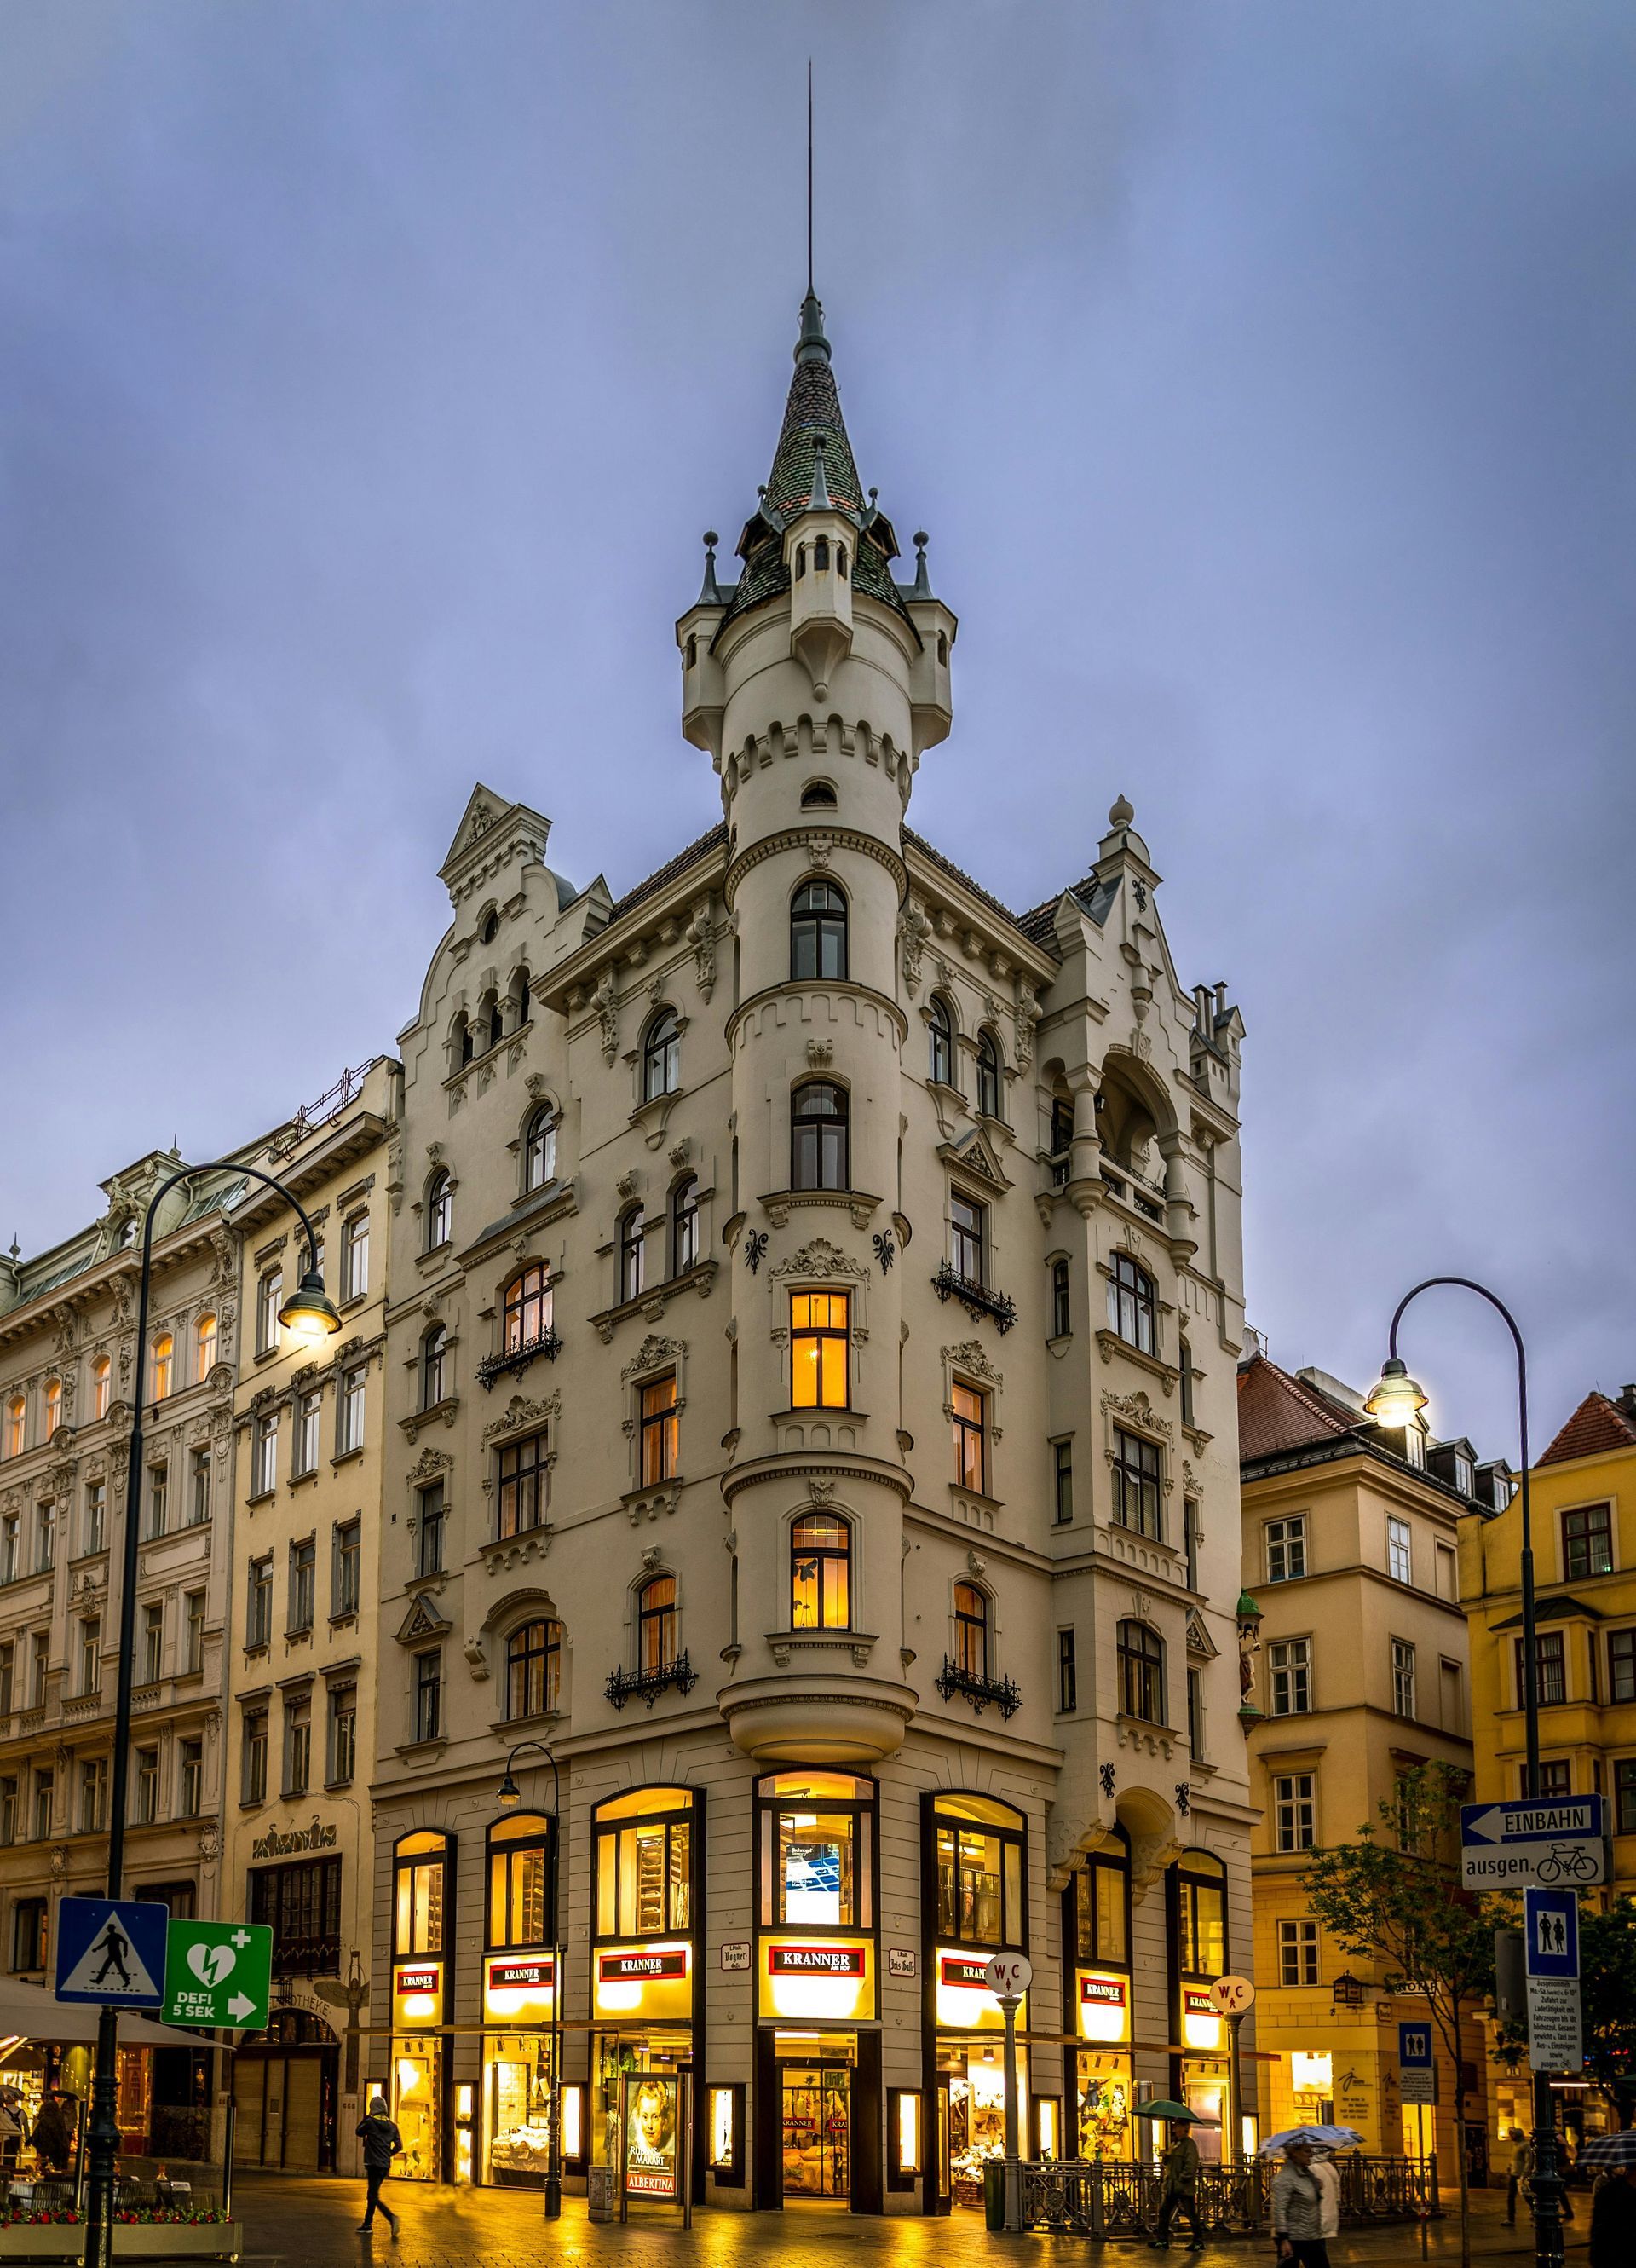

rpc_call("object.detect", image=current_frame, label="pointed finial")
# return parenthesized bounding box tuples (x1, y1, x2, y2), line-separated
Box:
(697, 530, 723, 605)
(7, 1236, 18, 1264)
(795, 288, 831, 367)
(809, 436, 832, 511)
(1109, 793, 1134, 826)
(907, 530, 933, 600)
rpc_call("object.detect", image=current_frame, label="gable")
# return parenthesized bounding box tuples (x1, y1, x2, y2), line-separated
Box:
(396, 1593, 451, 1647)
(937, 1127, 1011, 1192)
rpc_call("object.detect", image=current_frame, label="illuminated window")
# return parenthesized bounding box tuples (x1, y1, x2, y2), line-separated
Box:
(496, 1429, 550, 1539)
(976, 1031, 1002, 1120)
(619, 1207, 646, 1302)
(395, 1829, 450, 1954)
(791, 1513, 851, 1630)
(522, 1110, 556, 1194)
(505, 1619, 562, 1721)
(791, 1081, 849, 1191)
(1106, 1253, 1155, 1354)
(759, 1769, 873, 1928)
(671, 1176, 700, 1274)
(791, 1291, 849, 1409)
(929, 994, 955, 1087)
(92, 1359, 111, 1422)
(6, 1398, 24, 1459)
(642, 1008, 680, 1100)
(425, 1169, 453, 1248)
(953, 1583, 989, 1678)
(639, 1375, 677, 1486)
(503, 1263, 553, 1354)
(637, 1576, 677, 1674)
(421, 1324, 447, 1409)
(195, 1313, 217, 1379)
(489, 1813, 553, 1948)
(1116, 1619, 1165, 1723)
(1074, 1833, 1131, 1967)
(593, 1786, 693, 1937)
(43, 1378, 62, 1436)
(790, 880, 848, 981)
(933, 1791, 1024, 1948)
(951, 1382, 987, 1492)
(1111, 1427, 1162, 1540)
(1176, 1850, 1228, 1975)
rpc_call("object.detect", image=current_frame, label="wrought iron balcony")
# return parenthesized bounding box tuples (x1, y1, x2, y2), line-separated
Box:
(476, 1329, 562, 1391)
(931, 1261, 1017, 1335)
(605, 1650, 699, 1711)
(935, 1655, 1022, 1719)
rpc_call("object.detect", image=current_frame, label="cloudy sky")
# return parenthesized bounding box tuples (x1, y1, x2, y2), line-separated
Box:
(2, 2, 1631, 1458)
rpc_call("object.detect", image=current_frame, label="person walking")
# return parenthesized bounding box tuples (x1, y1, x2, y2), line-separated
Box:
(0, 2086, 25, 2171)
(1506, 2130, 1529, 2226)
(31, 2089, 75, 2176)
(354, 2096, 403, 2238)
(1148, 2115, 1206, 2252)
(1271, 2138, 1332, 2268)
(1589, 2165, 1636, 2266)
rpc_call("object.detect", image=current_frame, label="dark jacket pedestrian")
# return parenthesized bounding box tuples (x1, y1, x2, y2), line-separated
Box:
(31, 2092, 75, 2174)
(355, 2098, 403, 2236)
(1149, 2126, 1204, 2251)
(1589, 2170, 1636, 2268)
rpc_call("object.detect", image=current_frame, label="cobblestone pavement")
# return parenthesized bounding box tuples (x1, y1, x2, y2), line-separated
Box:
(230, 2175, 1593, 2265)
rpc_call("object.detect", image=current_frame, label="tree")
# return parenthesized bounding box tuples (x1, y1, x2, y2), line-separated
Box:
(1305, 1763, 1492, 2268)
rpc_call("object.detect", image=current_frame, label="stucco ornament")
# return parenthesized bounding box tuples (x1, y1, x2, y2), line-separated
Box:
(591, 966, 620, 1065)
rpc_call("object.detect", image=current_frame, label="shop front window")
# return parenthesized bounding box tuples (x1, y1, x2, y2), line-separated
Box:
(1176, 1852, 1227, 1978)
(933, 1792, 1025, 1949)
(395, 1830, 451, 1955)
(759, 1770, 873, 1928)
(1074, 1832, 1131, 1969)
(488, 1814, 553, 1948)
(594, 1786, 693, 1939)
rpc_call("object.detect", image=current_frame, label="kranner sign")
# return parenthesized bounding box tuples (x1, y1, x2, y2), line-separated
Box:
(1080, 1976, 1127, 2008)
(1183, 1988, 1217, 2017)
(599, 1948, 688, 1982)
(768, 1943, 864, 1977)
(395, 1965, 440, 1996)
(488, 1957, 555, 1993)
(940, 1955, 993, 1991)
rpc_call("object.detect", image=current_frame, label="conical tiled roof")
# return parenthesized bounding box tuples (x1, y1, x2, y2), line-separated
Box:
(719, 292, 909, 633)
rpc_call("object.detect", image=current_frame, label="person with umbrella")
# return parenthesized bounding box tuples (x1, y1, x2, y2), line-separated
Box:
(1575, 2132, 1636, 2265)
(1143, 2104, 1207, 2252)
(1270, 2137, 1333, 2266)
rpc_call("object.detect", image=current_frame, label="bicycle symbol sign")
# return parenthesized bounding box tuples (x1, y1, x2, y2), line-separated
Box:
(1460, 1797, 1607, 1890)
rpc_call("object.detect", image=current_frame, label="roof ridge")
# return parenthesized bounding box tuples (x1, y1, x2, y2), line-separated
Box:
(1538, 1388, 1636, 1469)
(605, 822, 728, 923)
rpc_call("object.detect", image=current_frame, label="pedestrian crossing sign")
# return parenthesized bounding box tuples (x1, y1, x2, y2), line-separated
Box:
(55, 1897, 169, 2008)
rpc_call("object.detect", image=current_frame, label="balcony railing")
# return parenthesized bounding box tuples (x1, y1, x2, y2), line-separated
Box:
(1100, 1166, 1163, 1223)
(935, 1655, 1022, 1719)
(605, 1650, 699, 1711)
(476, 1330, 562, 1391)
(931, 1261, 1018, 1335)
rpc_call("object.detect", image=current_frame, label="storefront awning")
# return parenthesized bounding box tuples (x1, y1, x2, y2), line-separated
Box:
(0, 1975, 206, 2054)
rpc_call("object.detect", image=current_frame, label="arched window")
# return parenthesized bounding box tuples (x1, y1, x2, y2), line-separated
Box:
(619, 1208, 646, 1304)
(800, 781, 838, 811)
(1107, 1252, 1156, 1356)
(43, 1378, 61, 1439)
(151, 1337, 173, 1403)
(933, 1792, 1026, 1950)
(976, 1031, 1003, 1120)
(510, 966, 532, 1028)
(1074, 1827, 1132, 1972)
(489, 1811, 555, 1948)
(791, 1080, 849, 1191)
(4, 1397, 22, 1458)
(671, 1176, 700, 1275)
(481, 989, 504, 1053)
(522, 1108, 556, 1193)
(791, 1512, 851, 1630)
(421, 1324, 448, 1410)
(1051, 1258, 1071, 1340)
(92, 1358, 111, 1422)
(790, 880, 848, 982)
(394, 1829, 451, 1956)
(837, 544, 848, 579)
(478, 909, 499, 945)
(425, 1169, 452, 1250)
(451, 1010, 473, 1069)
(637, 1575, 677, 1674)
(954, 1583, 989, 1678)
(937, 630, 949, 665)
(502, 1265, 553, 1354)
(505, 1619, 562, 1721)
(1117, 1620, 1165, 1724)
(685, 634, 697, 667)
(195, 1313, 217, 1379)
(643, 1009, 680, 1100)
(795, 544, 807, 579)
(929, 995, 955, 1087)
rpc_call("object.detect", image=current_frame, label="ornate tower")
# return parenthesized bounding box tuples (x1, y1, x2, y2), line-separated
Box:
(677, 293, 952, 1763)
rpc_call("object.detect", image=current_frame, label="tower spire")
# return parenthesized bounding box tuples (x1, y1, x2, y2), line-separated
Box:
(807, 59, 814, 299)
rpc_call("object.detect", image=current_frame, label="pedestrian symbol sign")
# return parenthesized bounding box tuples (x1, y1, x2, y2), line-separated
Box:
(55, 1897, 168, 2007)
(162, 1919, 273, 2031)
(1524, 1888, 1580, 1980)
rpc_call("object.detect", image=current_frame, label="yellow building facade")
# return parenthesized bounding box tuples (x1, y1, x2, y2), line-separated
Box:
(1459, 1381, 1636, 2156)
(1239, 1353, 1502, 2180)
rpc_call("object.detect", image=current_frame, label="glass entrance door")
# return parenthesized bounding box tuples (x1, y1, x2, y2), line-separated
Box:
(781, 2066, 850, 2200)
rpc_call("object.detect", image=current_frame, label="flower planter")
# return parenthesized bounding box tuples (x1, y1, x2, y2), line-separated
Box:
(2, 2225, 239, 2261)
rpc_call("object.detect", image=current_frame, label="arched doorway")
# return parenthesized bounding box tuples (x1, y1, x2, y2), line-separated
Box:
(232, 2008, 338, 2173)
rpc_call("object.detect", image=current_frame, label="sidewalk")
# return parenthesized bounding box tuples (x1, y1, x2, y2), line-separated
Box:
(229, 2175, 1591, 2266)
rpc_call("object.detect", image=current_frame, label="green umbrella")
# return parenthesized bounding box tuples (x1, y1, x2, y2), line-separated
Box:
(1136, 2101, 1219, 2123)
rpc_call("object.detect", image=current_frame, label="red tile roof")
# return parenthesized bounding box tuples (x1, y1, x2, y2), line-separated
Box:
(1237, 1353, 1359, 1463)
(1537, 1391, 1636, 1469)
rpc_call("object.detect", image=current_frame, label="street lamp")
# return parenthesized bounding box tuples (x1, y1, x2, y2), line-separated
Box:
(1366, 1276, 1564, 2268)
(495, 1740, 563, 2221)
(83, 1160, 337, 2268)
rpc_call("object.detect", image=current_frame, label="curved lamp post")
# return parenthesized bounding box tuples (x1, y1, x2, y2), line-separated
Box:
(1365, 1277, 1563, 2268)
(84, 1161, 338, 2268)
(496, 1740, 563, 2220)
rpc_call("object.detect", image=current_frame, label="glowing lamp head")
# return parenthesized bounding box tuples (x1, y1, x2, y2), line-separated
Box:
(1364, 1357, 1429, 1429)
(497, 1769, 521, 1812)
(279, 1269, 342, 1347)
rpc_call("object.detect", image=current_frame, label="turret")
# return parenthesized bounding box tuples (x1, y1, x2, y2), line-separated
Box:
(784, 438, 854, 700)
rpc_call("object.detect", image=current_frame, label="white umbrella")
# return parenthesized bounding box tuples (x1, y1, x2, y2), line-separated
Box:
(1260, 2125, 1366, 2155)
(0, 1974, 205, 2054)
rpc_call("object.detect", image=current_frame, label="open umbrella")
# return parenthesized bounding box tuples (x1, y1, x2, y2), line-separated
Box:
(1579, 2132, 1636, 2169)
(1136, 2101, 1220, 2123)
(1260, 2126, 1365, 2155)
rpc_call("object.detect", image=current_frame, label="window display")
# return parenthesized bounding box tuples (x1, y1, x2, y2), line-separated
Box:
(485, 2035, 552, 2186)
